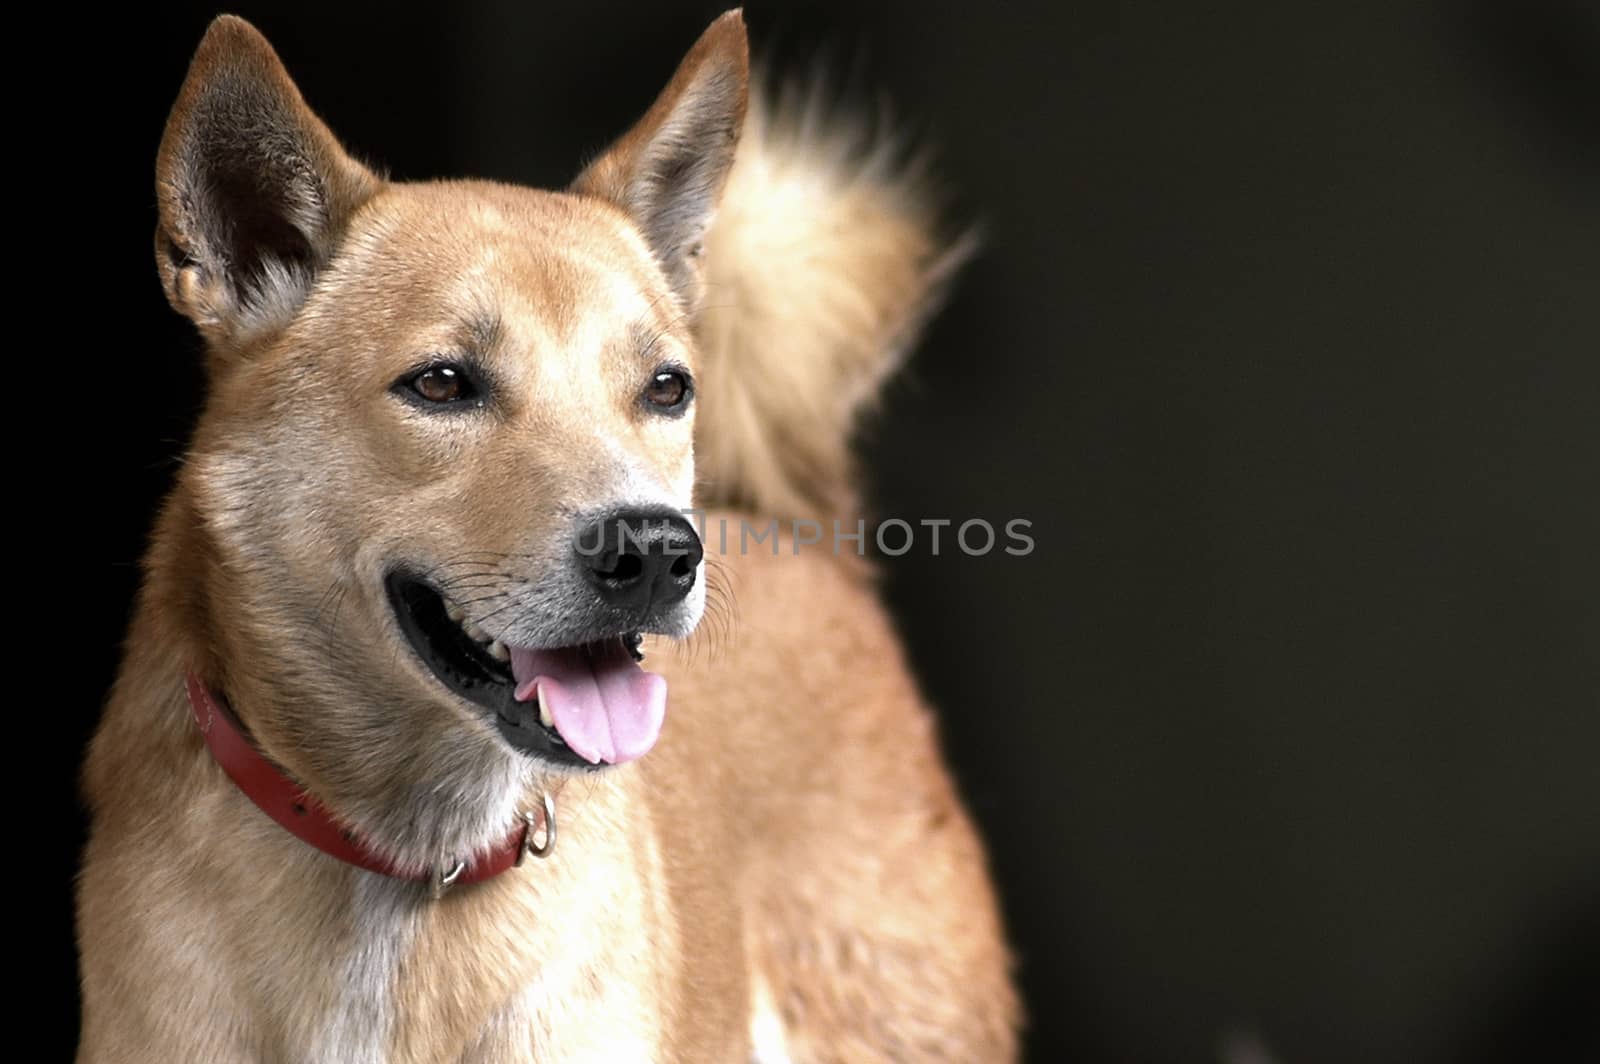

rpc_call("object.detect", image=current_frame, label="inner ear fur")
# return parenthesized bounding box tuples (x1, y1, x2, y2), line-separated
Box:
(155, 15, 381, 347)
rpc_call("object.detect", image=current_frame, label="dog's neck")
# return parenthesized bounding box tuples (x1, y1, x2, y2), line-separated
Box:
(183, 673, 547, 895)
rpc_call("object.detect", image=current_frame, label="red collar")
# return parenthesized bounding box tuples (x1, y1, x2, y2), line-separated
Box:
(185, 671, 539, 892)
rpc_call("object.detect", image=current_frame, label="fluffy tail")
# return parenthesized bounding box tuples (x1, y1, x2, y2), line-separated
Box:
(693, 83, 970, 521)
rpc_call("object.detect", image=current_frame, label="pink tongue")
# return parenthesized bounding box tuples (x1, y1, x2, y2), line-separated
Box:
(508, 640, 667, 765)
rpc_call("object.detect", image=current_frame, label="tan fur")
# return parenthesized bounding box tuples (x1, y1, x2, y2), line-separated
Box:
(78, 12, 1018, 1062)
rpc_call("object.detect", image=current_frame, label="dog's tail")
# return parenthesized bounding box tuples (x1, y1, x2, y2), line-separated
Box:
(693, 84, 971, 521)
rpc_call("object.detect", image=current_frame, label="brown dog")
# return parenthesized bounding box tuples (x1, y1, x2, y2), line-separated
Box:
(77, 11, 1018, 1061)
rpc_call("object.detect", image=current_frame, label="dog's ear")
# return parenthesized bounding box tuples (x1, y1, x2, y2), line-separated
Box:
(155, 16, 381, 347)
(572, 10, 748, 310)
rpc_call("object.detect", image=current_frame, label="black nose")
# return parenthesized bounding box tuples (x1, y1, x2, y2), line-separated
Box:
(573, 509, 703, 610)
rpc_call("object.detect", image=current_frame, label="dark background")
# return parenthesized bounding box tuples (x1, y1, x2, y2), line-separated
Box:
(46, 1, 1597, 1060)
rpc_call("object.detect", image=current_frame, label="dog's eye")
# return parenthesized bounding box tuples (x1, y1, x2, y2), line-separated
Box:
(642, 368, 692, 414)
(400, 364, 479, 406)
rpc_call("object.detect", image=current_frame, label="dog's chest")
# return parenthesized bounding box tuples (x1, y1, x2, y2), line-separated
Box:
(456, 939, 667, 1063)
(298, 828, 679, 1062)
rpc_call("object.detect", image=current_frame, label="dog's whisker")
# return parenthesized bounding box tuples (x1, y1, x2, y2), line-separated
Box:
(454, 596, 512, 614)
(472, 595, 534, 627)
(435, 582, 508, 598)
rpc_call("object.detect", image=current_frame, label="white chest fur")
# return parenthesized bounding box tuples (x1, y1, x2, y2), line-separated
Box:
(291, 807, 678, 1062)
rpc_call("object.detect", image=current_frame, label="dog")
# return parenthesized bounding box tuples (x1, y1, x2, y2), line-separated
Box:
(77, 11, 1019, 1061)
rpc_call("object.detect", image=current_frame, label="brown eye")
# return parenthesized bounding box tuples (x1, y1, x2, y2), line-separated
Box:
(643, 368, 692, 413)
(414, 367, 463, 403)
(397, 363, 482, 408)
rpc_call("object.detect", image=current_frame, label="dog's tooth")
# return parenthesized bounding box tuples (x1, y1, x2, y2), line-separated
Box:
(537, 687, 554, 729)
(462, 620, 488, 642)
(445, 603, 465, 624)
(488, 640, 510, 662)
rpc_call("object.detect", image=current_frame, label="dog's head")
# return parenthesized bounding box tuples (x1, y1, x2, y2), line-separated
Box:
(156, 14, 746, 861)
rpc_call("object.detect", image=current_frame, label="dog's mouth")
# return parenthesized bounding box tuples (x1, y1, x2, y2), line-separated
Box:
(385, 572, 666, 767)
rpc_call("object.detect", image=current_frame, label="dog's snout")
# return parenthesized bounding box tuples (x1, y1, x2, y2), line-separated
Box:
(574, 509, 702, 609)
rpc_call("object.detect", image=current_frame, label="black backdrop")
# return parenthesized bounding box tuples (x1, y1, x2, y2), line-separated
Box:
(45, 2, 1598, 1061)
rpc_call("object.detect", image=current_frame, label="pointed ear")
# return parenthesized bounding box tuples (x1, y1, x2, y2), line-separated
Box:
(155, 16, 382, 346)
(572, 10, 749, 309)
